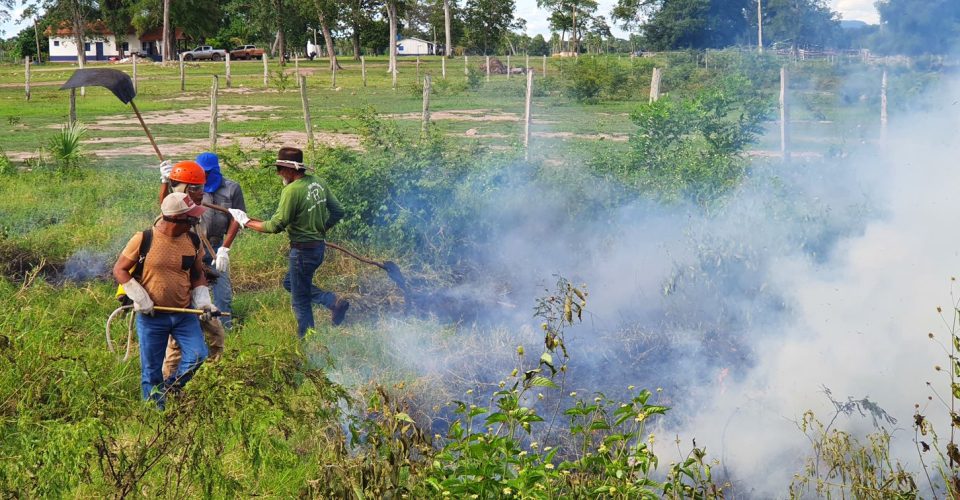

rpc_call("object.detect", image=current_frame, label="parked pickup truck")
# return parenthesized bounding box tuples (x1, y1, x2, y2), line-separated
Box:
(181, 46, 228, 61)
(229, 45, 265, 60)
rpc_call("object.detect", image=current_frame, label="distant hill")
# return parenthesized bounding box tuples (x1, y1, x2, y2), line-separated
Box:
(840, 20, 872, 30)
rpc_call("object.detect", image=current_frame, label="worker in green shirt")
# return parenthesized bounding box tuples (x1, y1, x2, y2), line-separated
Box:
(227, 147, 349, 337)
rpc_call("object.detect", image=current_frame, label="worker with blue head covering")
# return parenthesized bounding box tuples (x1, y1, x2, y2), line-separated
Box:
(198, 152, 224, 193)
(194, 152, 246, 329)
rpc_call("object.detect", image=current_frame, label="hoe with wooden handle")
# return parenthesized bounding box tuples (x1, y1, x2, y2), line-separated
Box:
(59, 68, 164, 160)
(202, 201, 410, 292)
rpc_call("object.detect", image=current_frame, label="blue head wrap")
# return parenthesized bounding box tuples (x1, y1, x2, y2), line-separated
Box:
(196, 152, 223, 193)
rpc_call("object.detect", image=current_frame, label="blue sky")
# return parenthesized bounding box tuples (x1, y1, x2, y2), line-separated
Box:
(2, 0, 880, 39)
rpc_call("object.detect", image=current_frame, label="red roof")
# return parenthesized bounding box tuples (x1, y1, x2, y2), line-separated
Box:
(139, 27, 185, 42)
(44, 21, 185, 41)
(45, 20, 115, 37)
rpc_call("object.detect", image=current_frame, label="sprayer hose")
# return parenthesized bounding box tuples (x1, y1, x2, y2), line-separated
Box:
(105, 305, 136, 362)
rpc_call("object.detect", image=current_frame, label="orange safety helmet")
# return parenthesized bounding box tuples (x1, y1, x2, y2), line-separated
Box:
(169, 161, 206, 185)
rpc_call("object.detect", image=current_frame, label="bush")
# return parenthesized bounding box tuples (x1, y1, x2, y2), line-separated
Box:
(48, 122, 86, 177)
(563, 57, 620, 103)
(596, 75, 772, 205)
(0, 147, 13, 176)
(314, 108, 515, 270)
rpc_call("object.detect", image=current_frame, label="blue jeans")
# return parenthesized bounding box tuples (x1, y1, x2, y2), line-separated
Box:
(137, 312, 208, 408)
(282, 245, 337, 338)
(210, 246, 233, 329)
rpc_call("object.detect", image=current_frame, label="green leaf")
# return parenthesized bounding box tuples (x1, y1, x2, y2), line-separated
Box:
(395, 412, 414, 423)
(530, 376, 558, 388)
(540, 352, 553, 366)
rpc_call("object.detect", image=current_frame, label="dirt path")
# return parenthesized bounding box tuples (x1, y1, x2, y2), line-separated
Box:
(87, 130, 361, 158)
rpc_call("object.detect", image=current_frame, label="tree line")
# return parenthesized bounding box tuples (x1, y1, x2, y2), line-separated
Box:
(2, 0, 959, 64)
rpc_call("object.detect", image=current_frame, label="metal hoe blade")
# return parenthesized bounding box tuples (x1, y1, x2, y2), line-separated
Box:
(59, 68, 163, 160)
(60, 68, 136, 104)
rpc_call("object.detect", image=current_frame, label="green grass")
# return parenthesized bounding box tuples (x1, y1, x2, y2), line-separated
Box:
(0, 54, 900, 168)
(0, 53, 942, 497)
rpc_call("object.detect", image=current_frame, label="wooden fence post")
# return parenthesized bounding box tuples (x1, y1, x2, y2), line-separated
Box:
(543, 55, 546, 77)
(179, 53, 185, 92)
(332, 62, 337, 89)
(209, 75, 219, 150)
(507, 54, 511, 78)
(464, 55, 468, 79)
(649, 68, 661, 103)
(780, 66, 790, 161)
(416, 55, 421, 83)
(361, 56, 367, 87)
(524, 70, 534, 160)
(225, 52, 232, 89)
(263, 53, 269, 88)
(294, 54, 300, 88)
(442, 56, 446, 79)
(525, 53, 529, 74)
(486, 55, 490, 82)
(69, 88, 77, 125)
(421, 74, 431, 136)
(880, 69, 888, 143)
(132, 54, 138, 93)
(300, 75, 314, 152)
(24, 56, 30, 101)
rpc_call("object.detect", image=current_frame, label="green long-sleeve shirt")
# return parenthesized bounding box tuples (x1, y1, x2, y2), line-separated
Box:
(260, 174, 345, 243)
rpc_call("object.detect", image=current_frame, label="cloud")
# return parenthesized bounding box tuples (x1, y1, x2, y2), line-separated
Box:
(830, 0, 881, 23)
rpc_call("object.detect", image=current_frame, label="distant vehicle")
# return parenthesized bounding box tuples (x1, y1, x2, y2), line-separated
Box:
(229, 45, 265, 60)
(306, 41, 320, 60)
(181, 45, 228, 61)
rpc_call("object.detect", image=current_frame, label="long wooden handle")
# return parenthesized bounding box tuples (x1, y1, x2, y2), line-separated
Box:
(154, 306, 231, 316)
(202, 202, 386, 270)
(130, 100, 164, 161)
(323, 241, 386, 269)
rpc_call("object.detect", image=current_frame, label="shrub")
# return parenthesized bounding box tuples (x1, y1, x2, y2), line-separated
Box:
(48, 122, 86, 177)
(0, 147, 13, 176)
(599, 75, 772, 205)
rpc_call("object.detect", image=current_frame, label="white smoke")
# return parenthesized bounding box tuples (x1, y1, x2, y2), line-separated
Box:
(325, 69, 960, 496)
(670, 79, 960, 495)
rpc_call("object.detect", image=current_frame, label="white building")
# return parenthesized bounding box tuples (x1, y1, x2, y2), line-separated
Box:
(396, 37, 435, 56)
(47, 21, 184, 62)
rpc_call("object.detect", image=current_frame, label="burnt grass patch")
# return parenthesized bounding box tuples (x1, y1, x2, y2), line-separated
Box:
(0, 240, 64, 284)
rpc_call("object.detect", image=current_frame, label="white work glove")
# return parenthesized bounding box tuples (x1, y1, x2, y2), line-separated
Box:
(228, 208, 250, 228)
(191, 285, 217, 322)
(215, 246, 230, 273)
(123, 278, 154, 315)
(159, 159, 173, 183)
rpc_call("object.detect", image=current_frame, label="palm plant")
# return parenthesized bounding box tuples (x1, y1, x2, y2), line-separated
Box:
(48, 122, 87, 176)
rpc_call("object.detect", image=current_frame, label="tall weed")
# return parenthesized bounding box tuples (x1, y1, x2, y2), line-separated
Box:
(48, 121, 86, 177)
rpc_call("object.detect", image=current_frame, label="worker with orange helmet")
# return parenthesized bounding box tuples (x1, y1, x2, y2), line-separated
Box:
(158, 158, 242, 378)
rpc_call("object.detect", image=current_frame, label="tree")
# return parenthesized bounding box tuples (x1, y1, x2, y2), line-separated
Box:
(639, 0, 752, 50)
(588, 14, 611, 53)
(19, 5, 45, 62)
(874, 0, 960, 55)
(386, 0, 399, 72)
(0, 0, 15, 25)
(131, 0, 220, 57)
(537, 0, 597, 53)
(343, 0, 383, 59)
(528, 33, 548, 55)
(443, 0, 451, 56)
(11, 24, 49, 61)
(162, 0, 170, 60)
(36, 0, 97, 64)
(611, 0, 657, 33)
(100, 0, 133, 57)
(463, 0, 514, 54)
(759, 0, 841, 50)
(310, 0, 342, 69)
